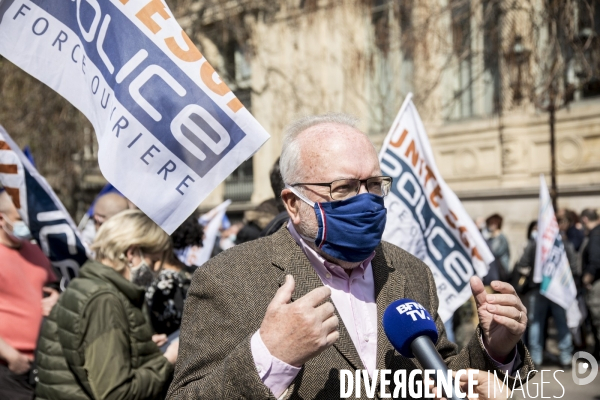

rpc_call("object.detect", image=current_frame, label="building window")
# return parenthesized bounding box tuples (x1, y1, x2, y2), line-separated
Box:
(577, 0, 600, 98)
(482, 0, 501, 114)
(223, 40, 254, 202)
(449, 0, 474, 119)
(224, 157, 254, 202)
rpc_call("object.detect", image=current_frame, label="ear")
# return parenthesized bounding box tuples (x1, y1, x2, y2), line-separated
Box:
(281, 188, 301, 225)
(125, 246, 139, 262)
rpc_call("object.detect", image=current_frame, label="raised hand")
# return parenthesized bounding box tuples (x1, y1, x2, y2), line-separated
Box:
(259, 275, 339, 367)
(471, 276, 527, 362)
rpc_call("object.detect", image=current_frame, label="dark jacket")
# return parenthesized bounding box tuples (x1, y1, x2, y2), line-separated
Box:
(167, 226, 534, 399)
(582, 225, 600, 283)
(35, 260, 173, 400)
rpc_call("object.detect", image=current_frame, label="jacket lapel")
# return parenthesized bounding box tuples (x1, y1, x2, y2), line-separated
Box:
(372, 245, 406, 372)
(271, 227, 365, 371)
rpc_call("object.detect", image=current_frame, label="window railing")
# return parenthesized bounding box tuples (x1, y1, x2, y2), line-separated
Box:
(224, 176, 253, 202)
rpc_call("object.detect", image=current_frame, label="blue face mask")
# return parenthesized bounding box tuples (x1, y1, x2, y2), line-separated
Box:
(2, 214, 32, 240)
(286, 185, 387, 262)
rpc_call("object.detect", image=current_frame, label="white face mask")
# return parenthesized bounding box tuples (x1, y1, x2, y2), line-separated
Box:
(481, 227, 491, 240)
(2, 214, 31, 240)
(530, 230, 538, 241)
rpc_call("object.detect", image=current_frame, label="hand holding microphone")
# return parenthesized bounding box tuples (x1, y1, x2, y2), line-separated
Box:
(260, 275, 339, 367)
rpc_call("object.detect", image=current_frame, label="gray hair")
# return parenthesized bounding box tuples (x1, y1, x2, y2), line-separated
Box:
(279, 113, 361, 184)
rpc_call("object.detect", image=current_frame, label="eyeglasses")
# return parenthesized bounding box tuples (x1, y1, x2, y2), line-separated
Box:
(290, 176, 393, 200)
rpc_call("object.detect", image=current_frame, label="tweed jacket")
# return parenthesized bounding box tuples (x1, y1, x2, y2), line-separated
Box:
(167, 226, 533, 399)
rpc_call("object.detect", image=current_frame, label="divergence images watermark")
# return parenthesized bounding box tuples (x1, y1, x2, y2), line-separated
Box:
(340, 352, 598, 399)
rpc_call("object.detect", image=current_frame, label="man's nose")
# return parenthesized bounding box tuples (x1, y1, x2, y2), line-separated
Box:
(358, 182, 369, 195)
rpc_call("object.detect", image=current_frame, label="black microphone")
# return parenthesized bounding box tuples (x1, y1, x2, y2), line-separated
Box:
(382, 298, 462, 400)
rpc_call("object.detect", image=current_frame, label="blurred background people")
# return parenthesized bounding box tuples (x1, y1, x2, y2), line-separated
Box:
(145, 214, 204, 339)
(171, 211, 206, 268)
(558, 208, 586, 252)
(581, 208, 600, 359)
(523, 216, 577, 368)
(236, 157, 287, 244)
(35, 210, 178, 400)
(0, 189, 59, 400)
(81, 192, 130, 246)
(484, 213, 510, 274)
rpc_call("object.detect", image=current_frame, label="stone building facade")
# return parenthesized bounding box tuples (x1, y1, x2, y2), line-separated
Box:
(176, 0, 600, 265)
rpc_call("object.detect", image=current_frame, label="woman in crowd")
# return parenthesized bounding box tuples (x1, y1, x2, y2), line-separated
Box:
(146, 213, 203, 339)
(35, 210, 178, 400)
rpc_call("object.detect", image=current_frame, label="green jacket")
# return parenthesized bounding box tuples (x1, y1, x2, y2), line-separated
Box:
(35, 260, 174, 400)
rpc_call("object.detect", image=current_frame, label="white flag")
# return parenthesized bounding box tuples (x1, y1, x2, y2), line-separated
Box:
(0, 0, 269, 233)
(534, 175, 581, 328)
(176, 200, 231, 267)
(379, 94, 493, 322)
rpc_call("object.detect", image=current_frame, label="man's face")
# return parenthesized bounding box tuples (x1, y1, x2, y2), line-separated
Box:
(282, 123, 382, 260)
(93, 212, 107, 231)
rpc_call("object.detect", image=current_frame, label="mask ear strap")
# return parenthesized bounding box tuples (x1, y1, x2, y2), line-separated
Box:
(284, 184, 316, 207)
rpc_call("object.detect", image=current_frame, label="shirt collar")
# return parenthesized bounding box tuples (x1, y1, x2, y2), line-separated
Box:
(286, 220, 375, 278)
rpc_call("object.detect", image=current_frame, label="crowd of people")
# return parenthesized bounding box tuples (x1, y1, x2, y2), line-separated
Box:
(0, 157, 290, 400)
(0, 115, 597, 399)
(458, 209, 600, 369)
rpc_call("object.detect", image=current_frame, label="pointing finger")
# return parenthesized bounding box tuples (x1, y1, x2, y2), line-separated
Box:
(470, 276, 487, 307)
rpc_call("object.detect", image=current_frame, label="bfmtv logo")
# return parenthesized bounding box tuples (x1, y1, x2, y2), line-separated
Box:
(395, 301, 432, 321)
(572, 351, 598, 385)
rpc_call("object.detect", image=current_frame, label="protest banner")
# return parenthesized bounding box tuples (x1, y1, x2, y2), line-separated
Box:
(379, 94, 493, 322)
(0, 125, 89, 289)
(533, 174, 581, 328)
(0, 0, 269, 233)
(175, 199, 231, 267)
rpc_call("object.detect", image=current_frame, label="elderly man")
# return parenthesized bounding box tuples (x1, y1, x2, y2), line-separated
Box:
(168, 115, 533, 399)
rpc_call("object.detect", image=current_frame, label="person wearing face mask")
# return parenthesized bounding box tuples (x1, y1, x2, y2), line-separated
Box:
(0, 188, 59, 400)
(34, 209, 178, 400)
(168, 114, 534, 400)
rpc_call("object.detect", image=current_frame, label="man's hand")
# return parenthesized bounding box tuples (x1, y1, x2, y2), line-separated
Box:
(7, 349, 33, 375)
(471, 276, 526, 362)
(41, 287, 60, 317)
(259, 275, 339, 367)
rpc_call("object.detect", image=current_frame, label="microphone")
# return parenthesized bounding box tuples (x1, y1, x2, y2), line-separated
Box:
(382, 299, 461, 400)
